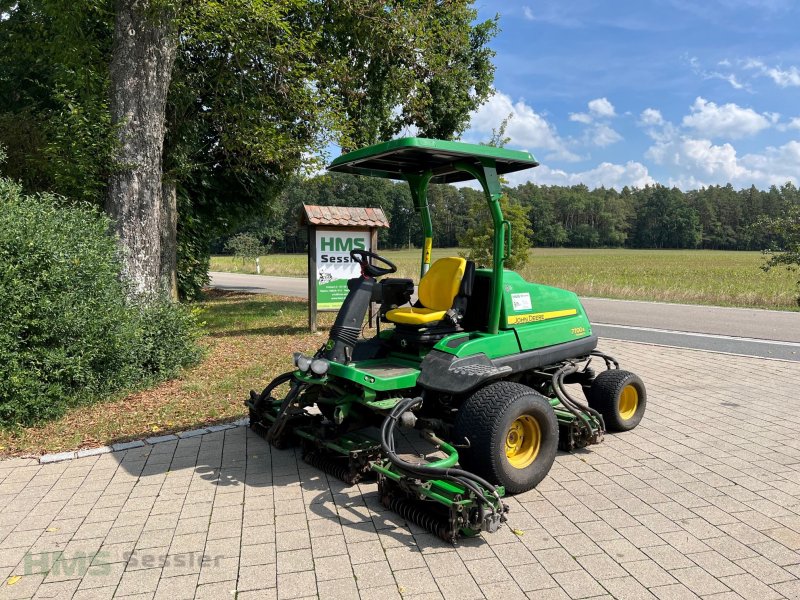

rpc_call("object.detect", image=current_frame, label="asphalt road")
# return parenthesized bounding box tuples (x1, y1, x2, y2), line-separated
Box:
(211, 271, 308, 297)
(209, 271, 800, 361)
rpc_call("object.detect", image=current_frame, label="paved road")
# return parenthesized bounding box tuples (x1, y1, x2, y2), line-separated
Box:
(209, 271, 800, 361)
(211, 272, 307, 298)
(2, 340, 799, 599)
(581, 297, 800, 343)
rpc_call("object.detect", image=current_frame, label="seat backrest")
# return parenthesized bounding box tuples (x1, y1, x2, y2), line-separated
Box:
(418, 257, 467, 311)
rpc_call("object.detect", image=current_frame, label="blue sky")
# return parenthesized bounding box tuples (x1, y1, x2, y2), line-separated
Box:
(457, 0, 800, 190)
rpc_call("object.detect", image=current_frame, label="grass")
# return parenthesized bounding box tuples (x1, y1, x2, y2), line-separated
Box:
(0, 290, 339, 457)
(212, 248, 799, 310)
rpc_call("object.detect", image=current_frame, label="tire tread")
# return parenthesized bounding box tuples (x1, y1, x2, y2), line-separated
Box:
(455, 381, 558, 493)
(589, 369, 645, 432)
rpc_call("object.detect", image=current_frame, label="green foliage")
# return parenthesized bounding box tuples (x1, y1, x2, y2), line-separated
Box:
(176, 191, 210, 301)
(759, 185, 800, 304)
(459, 194, 533, 270)
(225, 233, 267, 261)
(315, 1, 497, 149)
(167, 0, 498, 284)
(631, 185, 701, 249)
(1, 1, 497, 293)
(0, 178, 202, 427)
(0, 1, 115, 205)
(130, 298, 203, 379)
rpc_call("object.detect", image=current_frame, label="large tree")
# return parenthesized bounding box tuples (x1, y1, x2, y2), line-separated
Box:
(107, 0, 178, 295)
(0, 0, 498, 297)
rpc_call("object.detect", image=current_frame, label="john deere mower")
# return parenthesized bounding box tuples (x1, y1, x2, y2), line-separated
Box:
(247, 138, 646, 542)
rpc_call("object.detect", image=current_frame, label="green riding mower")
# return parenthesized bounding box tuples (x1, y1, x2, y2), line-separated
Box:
(247, 138, 646, 542)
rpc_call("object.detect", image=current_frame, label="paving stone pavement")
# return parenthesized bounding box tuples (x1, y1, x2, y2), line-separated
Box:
(1, 339, 799, 600)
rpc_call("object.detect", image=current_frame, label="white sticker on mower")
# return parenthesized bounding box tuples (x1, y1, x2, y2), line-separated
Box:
(511, 293, 532, 311)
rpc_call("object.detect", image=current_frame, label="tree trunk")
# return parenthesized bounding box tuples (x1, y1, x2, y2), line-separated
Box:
(106, 0, 178, 297)
(160, 180, 178, 300)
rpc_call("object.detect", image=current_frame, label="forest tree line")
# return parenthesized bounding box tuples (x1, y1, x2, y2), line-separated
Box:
(220, 173, 799, 254)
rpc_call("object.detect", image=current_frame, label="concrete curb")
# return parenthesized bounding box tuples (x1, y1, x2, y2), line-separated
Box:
(38, 417, 250, 465)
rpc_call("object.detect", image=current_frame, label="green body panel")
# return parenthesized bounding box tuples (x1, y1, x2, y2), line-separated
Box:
(429, 270, 592, 358)
(482, 270, 594, 352)
(432, 330, 520, 358)
(326, 357, 420, 391)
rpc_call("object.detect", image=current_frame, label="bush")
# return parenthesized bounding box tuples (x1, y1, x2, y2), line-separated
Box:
(459, 195, 533, 270)
(0, 178, 202, 427)
(225, 232, 266, 260)
(760, 198, 800, 305)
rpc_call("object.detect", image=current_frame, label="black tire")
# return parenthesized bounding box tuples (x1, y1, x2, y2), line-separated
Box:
(453, 381, 558, 495)
(588, 370, 646, 432)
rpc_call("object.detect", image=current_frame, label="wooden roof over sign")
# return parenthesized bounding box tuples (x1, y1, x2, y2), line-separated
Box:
(301, 204, 390, 228)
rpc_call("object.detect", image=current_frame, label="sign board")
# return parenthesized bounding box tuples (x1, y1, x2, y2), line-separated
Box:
(302, 204, 389, 332)
(314, 229, 371, 309)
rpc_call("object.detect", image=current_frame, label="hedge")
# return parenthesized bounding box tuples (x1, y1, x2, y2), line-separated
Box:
(0, 177, 202, 426)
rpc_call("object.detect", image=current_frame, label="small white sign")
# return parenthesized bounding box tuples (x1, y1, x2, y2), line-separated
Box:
(511, 292, 532, 311)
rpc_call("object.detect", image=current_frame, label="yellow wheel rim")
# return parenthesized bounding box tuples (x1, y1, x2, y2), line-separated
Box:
(505, 415, 541, 469)
(619, 384, 639, 421)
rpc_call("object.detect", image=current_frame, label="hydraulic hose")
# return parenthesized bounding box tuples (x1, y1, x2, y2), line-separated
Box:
(379, 397, 501, 512)
(590, 350, 619, 370)
(551, 362, 605, 435)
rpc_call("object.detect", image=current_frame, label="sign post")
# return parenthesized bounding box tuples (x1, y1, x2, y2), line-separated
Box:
(301, 205, 389, 332)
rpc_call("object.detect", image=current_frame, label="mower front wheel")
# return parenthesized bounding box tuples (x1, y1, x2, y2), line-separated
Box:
(588, 369, 646, 432)
(453, 381, 558, 495)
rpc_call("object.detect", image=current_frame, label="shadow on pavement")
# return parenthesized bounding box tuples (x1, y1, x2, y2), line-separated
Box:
(109, 422, 480, 552)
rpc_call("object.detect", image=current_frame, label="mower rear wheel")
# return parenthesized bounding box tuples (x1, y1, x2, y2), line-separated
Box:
(453, 381, 558, 495)
(588, 370, 646, 432)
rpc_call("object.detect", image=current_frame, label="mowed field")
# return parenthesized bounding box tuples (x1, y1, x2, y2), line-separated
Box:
(211, 248, 799, 310)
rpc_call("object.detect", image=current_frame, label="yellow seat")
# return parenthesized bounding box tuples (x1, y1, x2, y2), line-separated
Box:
(384, 307, 448, 325)
(386, 257, 466, 326)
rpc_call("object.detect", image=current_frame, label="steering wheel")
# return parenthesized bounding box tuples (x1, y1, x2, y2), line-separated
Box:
(350, 249, 397, 278)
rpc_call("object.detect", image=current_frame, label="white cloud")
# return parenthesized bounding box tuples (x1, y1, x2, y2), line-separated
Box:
(786, 117, 800, 131)
(468, 91, 579, 161)
(587, 124, 623, 147)
(765, 65, 800, 87)
(646, 134, 800, 189)
(569, 97, 617, 125)
(639, 108, 664, 127)
(588, 97, 616, 118)
(681, 97, 772, 139)
(742, 141, 800, 185)
(688, 56, 750, 90)
(569, 112, 593, 124)
(714, 73, 746, 90)
(648, 137, 748, 185)
(497, 160, 653, 189)
(522, 6, 534, 20)
(532, 162, 654, 188)
(744, 59, 800, 87)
